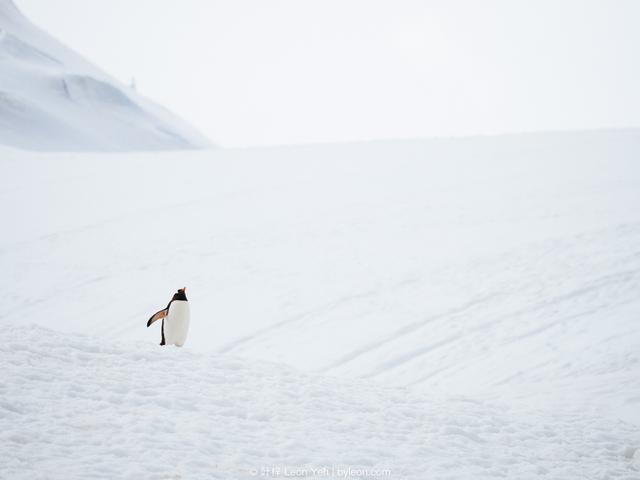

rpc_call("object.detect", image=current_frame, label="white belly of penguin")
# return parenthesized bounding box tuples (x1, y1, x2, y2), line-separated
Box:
(164, 301, 190, 347)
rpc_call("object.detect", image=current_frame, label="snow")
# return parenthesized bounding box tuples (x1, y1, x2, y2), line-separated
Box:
(2, 129, 640, 478)
(2, 324, 638, 479)
(0, 0, 210, 151)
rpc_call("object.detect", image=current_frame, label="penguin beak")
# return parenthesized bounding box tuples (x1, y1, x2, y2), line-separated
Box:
(183, 287, 187, 292)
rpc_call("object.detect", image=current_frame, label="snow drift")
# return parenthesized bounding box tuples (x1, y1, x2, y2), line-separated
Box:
(0, 0, 210, 151)
(2, 323, 638, 479)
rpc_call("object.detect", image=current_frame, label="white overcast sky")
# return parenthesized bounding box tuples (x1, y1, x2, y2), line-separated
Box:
(16, 0, 640, 147)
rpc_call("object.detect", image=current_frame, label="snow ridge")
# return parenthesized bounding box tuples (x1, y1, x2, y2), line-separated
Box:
(0, 0, 210, 151)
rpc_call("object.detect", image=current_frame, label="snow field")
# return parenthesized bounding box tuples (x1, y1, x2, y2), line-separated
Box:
(2, 130, 640, 478)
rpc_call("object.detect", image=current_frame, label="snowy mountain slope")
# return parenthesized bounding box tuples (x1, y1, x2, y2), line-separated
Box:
(2, 130, 640, 477)
(0, 0, 210, 151)
(2, 324, 639, 480)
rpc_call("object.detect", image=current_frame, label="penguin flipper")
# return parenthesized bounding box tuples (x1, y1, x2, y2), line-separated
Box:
(147, 308, 168, 327)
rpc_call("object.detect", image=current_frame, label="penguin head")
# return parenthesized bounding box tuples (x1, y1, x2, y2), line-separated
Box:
(173, 287, 188, 301)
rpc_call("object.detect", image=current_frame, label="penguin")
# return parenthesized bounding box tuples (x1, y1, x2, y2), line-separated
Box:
(146, 287, 190, 347)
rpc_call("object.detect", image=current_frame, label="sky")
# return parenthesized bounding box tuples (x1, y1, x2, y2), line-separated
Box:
(15, 0, 640, 147)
